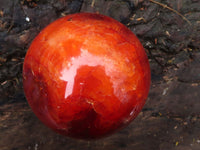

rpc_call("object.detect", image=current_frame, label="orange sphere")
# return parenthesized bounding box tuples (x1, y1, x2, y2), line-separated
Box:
(23, 13, 151, 139)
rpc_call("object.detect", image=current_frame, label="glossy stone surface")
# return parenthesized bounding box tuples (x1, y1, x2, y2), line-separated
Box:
(23, 13, 151, 139)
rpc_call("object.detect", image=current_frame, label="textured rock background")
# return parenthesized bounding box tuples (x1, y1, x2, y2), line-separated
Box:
(0, 0, 199, 150)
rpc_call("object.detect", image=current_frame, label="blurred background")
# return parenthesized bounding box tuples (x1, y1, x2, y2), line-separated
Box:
(0, 0, 199, 149)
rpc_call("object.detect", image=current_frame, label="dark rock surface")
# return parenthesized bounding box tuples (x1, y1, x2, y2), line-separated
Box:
(0, 0, 200, 149)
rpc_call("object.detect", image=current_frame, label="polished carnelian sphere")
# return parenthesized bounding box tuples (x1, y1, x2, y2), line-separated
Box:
(23, 13, 151, 139)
